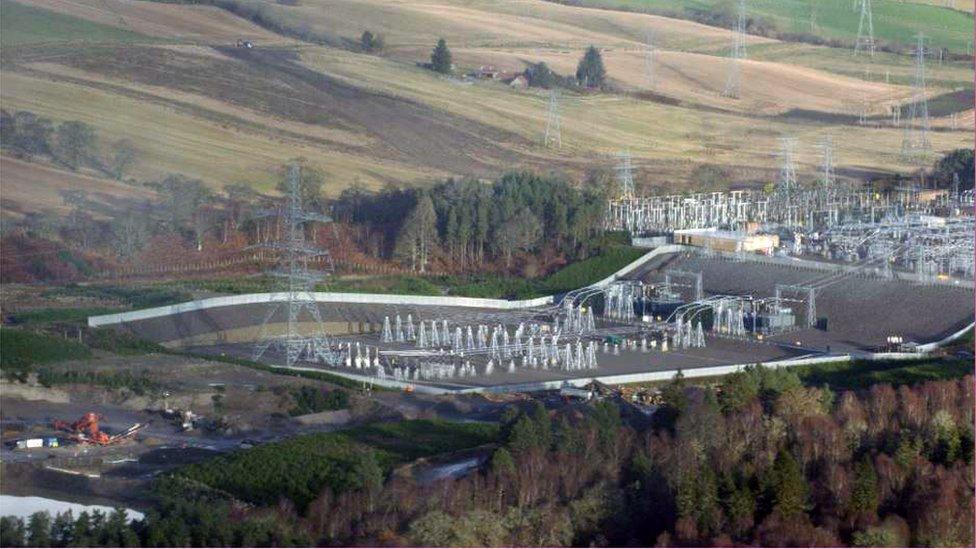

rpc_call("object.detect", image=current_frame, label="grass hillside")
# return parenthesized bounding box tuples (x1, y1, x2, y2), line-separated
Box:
(0, 0, 155, 47)
(556, 0, 974, 52)
(0, 0, 971, 218)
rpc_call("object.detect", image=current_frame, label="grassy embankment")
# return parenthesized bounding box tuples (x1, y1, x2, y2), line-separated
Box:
(173, 245, 648, 299)
(624, 353, 972, 392)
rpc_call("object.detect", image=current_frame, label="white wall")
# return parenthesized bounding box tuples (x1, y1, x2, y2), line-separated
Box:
(88, 245, 688, 328)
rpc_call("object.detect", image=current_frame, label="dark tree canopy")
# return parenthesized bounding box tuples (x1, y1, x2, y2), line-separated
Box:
(430, 38, 452, 74)
(576, 45, 607, 89)
(932, 148, 974, 191)
(360, 30, 384, 53)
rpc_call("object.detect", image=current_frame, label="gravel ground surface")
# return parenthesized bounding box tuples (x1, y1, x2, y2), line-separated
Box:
(102, 250, 973, 390)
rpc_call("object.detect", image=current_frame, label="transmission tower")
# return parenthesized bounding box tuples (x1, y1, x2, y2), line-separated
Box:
(252, 165, 341, 367)
(772, 137, 801, 226)
(854, 0, 875, 56)
(722, 0, 747, 98)
(643, 29, 656, 88)
(614, 150, 636, 199)
(901, 33, 931, 162)
(776, 138, 799, 193)
(544, 89, 562, 149)
(820, 134, 835, 188)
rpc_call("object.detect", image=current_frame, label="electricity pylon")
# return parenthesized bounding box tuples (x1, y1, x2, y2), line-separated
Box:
(722, 0, 747, 99)
(544, 89, 561, 149)
(252, 165, 341, 367)
(901, 33, 931, 162)
(643, 29, 656, 88)
(854, 0, 875, 56)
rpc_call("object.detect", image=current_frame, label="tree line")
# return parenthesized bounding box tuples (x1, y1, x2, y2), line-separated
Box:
(332, 172, 608, 274)
(3, 143, 971, 283)
(3, 370, 970, 546)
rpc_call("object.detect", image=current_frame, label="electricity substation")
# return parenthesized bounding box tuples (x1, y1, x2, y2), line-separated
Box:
(88, 151, 975, 393)
(85, 0, 973, 394)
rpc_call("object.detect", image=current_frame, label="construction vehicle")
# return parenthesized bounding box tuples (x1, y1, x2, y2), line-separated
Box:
(52, 412, 147, 445)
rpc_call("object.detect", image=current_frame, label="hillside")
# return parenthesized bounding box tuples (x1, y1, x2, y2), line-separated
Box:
(551, 0, 974, 51)
(0, 0, 971, 218)
(0, 155, 154, 220)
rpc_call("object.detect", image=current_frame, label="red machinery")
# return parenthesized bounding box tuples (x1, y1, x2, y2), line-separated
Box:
(52, 412, 146, 445)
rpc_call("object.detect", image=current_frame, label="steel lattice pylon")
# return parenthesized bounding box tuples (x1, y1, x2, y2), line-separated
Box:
(544, 89, 562, 149)
(252, 165, 342, 367)
(902, 33, 931, 163)
(643, 29, 656, 88)
(615, 150, 635, 199)
(854, 0, 876, 56)
(722, 0, 747, 98)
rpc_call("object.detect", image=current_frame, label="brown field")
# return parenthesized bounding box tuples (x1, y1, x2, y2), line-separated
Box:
(446, 46, 910, 115)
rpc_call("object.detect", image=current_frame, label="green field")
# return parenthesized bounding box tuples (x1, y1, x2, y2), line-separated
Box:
(174, 420, 501, 510)
(554, 0, 973, 52)
(0, 1, 155, 47)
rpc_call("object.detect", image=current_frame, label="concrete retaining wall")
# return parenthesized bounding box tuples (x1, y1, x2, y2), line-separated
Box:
(917, 321, 975, 352)
(88, 245, 688, 328)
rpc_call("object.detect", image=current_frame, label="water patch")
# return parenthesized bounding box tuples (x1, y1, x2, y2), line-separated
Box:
(0, 495, 143, 522)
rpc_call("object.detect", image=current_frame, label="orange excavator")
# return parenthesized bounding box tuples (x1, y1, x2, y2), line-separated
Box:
(52, 412, 146, 445)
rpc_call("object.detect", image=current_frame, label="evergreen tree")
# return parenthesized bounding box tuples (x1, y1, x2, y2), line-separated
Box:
(430, 38, 452, 74)
(525, 62, 556, 88)
(766, 449, 808, 517)
(718, 370, 760, 413)
(25, 512, 51, 548)
(50, 511, 75, 546)
(575, 45, 606, 88)
(849, 455, 879, 516)
(491, 446, 516, 476)
(1, 516, 26, 547)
